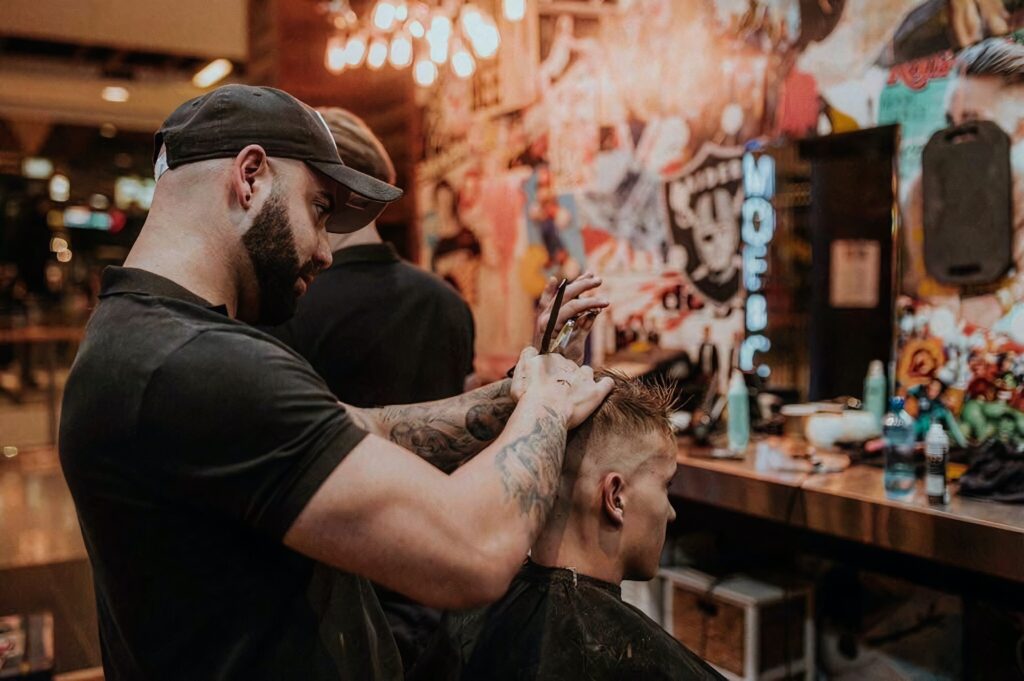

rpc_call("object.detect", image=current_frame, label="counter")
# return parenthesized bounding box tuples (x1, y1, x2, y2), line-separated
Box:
(672, 442, 1024, 584)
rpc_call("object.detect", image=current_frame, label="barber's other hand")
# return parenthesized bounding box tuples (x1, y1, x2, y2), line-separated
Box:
(533, 273, 608, 363)
(512, 347, 614, 429)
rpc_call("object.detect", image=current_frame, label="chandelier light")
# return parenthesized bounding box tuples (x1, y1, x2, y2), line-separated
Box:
(320, 0, 518, 86)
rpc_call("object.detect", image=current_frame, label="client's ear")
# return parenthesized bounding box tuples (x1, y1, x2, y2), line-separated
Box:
(601, 472, 626, 527)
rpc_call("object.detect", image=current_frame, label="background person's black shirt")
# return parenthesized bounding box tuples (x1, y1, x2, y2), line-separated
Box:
(267, 242, 475, 673)
(59, 266, 401, 681)
(268, 243, 474, 408)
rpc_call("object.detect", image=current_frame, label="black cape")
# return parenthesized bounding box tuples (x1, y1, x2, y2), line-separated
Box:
(410, 560, 726, 681)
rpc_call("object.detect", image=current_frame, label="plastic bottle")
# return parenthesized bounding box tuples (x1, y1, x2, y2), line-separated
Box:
(882, 396, 916, 500)
(727, 370, 750, 455)
(925, 422, 950, 505)
(863, 360, 887, 428)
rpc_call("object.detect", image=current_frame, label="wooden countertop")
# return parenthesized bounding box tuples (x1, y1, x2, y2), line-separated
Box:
(673, 441, 1024, 583)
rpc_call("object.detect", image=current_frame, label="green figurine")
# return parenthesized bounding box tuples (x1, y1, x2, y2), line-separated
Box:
(907, 379, 968, 448)
(961, 399, 1024, 442)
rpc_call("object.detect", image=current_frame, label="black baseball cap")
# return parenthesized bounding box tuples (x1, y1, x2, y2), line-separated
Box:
(154, 84, 403, 233)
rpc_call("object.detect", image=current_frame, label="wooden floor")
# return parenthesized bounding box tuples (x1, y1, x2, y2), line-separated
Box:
(0, 446, 100, 672)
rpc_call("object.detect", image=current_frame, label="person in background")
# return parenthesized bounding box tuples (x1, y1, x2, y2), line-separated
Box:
(266, 108, 475, 672)
(411, 371, 725, 681)
(269, 108, 476, 405)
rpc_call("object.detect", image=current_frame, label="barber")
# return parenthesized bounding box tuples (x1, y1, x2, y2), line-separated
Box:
(59, 85, 612, 681)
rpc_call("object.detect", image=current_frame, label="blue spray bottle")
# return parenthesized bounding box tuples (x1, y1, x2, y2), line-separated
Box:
(728, 370, 750, 455)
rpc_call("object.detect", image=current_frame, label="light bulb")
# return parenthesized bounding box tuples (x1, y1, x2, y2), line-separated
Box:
(451, 46, 475, 78)
(367, 37, 389, 69)
(325, 35, 347, 74)
(414, 59, 438, 86)
(389, 32, 413, 67)
(468, 23, 499, 59)
(503, 0, 525, 22)
(373, 1, 397, 31)
(429, 14, 452, 39)
(428, 30, 450, 64)
(460, 4, 484, 34)
(395, 2, 408, 22)
(345, 33, 368, 66)
(408, 19, 425, 38)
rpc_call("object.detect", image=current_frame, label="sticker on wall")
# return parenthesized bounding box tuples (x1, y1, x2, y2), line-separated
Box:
(521, 165, 587, 293)
(665, 143, 745, 307)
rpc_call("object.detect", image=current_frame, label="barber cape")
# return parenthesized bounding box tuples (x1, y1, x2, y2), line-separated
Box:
(409, 559, 725, 681)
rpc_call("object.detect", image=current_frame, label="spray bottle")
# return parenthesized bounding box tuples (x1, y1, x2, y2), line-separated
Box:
(863, 359, 887, 428)
(727, 370, 750, 455)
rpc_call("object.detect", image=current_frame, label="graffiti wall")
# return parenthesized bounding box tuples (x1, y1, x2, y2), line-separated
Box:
(416, 0, 1024, 441)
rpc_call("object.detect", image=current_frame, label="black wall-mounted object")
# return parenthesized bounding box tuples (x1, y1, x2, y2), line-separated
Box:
(922, 119, 1012, 287)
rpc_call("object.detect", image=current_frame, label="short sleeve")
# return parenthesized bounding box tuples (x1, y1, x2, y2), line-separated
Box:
(138, 330, 368, 539)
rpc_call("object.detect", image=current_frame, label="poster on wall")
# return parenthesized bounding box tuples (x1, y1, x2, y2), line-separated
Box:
(879, 0, 1024, 66)
(415, 0, 1024, 416)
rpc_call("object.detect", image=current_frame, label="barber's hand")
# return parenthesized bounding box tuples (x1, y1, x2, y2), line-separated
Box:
(533, 272, 609, 363)
(511, 347, 614, 429)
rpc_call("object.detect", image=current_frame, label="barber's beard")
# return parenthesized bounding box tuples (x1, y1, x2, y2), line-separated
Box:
(242, 193, 317, 325)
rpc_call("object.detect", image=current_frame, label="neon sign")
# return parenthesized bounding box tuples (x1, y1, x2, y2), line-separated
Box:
(738, 152, 775, 378)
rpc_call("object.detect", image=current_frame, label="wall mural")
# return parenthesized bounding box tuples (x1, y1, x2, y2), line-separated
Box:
(416, 0, 1024, 443)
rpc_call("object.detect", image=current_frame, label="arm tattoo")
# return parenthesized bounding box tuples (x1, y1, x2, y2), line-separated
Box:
(370, 380, 516, 473)
(493, 406, 566, 526)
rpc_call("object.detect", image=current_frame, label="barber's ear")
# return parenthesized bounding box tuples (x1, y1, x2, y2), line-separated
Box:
(601, 472, 626, 527)
(232, 144, 269, 210)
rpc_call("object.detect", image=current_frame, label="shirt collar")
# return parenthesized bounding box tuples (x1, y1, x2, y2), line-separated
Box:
(99, 266, 228, 315)
(520, 558, 622, 598)
(330, 243, 400, 268)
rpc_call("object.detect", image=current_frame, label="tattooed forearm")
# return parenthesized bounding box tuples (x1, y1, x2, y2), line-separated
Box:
(466, 398, 516, 441)
(493, 406, 567, 527)
(364, 379, 517, 472)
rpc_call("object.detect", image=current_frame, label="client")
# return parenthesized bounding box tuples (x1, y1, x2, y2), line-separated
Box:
(411, 371, 725, 680)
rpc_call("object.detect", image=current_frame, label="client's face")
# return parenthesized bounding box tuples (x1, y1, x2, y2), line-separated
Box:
(620, 435, 678, 581)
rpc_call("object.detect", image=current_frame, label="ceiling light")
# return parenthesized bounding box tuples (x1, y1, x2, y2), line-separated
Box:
(49, 174, 70, 202)
(451, 46, 475, 78)
(367, 37, 389, 69)
(389, 32, 413, 68)
(414, 59, 437, 87)
(192, 59, 233, 88)
(325, 36, 347, 74)
(21, 157, 53, 180)
(503, 0, 525, 21)
(101, 86, 130, 103)
(346, 33, 368, 66)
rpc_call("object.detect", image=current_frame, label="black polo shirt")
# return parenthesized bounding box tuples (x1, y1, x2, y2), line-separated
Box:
(269, 243, 474, 408)
(59, 266, 401, 680)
